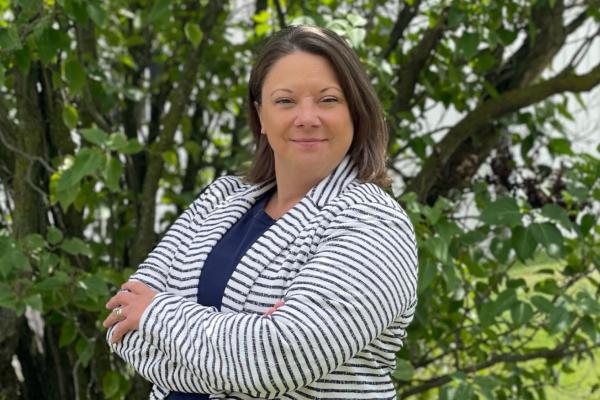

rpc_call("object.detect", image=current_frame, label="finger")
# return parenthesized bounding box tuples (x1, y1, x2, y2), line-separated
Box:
(103, 305, 125, 328)
(263, 300, 285, 316)
(105, 291, 134, 310)
(109, 309, 134, 343)
(103, 312, 118, 328)
(121, 280, 146, 294)
(110, 321, 128, 343)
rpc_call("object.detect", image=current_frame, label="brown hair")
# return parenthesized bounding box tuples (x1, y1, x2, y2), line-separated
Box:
(246, 25, 390, 187)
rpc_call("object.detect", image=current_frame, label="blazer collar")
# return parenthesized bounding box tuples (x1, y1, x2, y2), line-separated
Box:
(220, 155, 359, 312)
(227, 154, 358, 210)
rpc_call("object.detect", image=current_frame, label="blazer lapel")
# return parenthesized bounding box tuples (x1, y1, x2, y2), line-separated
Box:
(221, 156, 358, 312)
(172, 179, 275, 299)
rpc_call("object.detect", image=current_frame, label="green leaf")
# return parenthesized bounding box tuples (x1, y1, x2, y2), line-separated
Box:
(347, 13, 367, 27)
(530, 295, 555, 316)
(38, 253, 59, 275)
(60, 238, 93, 257)
(579, 213, 595, 236)
(62, 0, 88, 22)
(510, 301, 533, 327)
(529, 222, 563, 257)
(548, 138, 573, 155)
(162, 150, 178, 167)
(478, 298, 496, 328)
(79, 274, 108, 300)
(36, 275, 69, 291)
(65, 59, 86, 93)
(23, 233, 46, 251)
(541, 204, 573, 231)
(490, 238, 511, 263)
(391, 359, 414, 381)
(481, 196, 521, 226)
(576, 291, 600, 316)
(56, 148, 104, 191)
(24, 293, 43, 312)
(457, 32, 479, 60)
(497, 28, 517, 45)
(0, 283, 17, 310)
(0, 27, 22, 51)
(346, 27, 366, 49)
(494, 289, 518, 315)
(47, 226, 64, 245)
(0, 235, 31, 278)
(534, 278, 561, 295)
(87, 3, 108, 27)
(454, 382, 474, 400)
(548, 306, 574, 334)
(104, 156, 123, 192)
(447, 6, 466, 28)
(106, 132, 127, 150)
(580, 316, 598, 342)
(59, 319, 78, 347)
(80, 128, 109, 146)
(184, 23, 203, 48)
(37, 28, 70, 65)
(423, 236, 449, 262)
(14, 46, 31, 74)
(62, 105, 79, 130)
(441, 264, 460, 294)
(118, 139, 143, 154)
(474, 376, 502, 400)
(146, 0, 171, 24)
(102, 370, 121, 398)
(511, 225, 537, 261)
(75, 337, 95, 367)
(417, 259, 437, 293)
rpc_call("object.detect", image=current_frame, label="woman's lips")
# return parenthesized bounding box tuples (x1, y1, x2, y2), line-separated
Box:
(291, 139, 327, 143)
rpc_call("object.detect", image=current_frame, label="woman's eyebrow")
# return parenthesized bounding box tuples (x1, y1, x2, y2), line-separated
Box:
(269, 86, 343, 96)
(270, 88, 293, 96)
(320, 86, 343, 93)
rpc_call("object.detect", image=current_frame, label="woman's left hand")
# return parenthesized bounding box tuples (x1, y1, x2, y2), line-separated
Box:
(103, 281, 158, 343)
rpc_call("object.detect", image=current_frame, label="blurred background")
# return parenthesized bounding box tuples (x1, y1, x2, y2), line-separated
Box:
(0, 0, 599, 399)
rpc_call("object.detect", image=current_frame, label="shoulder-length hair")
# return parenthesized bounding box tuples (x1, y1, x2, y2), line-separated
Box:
(245, 25, 390, 187)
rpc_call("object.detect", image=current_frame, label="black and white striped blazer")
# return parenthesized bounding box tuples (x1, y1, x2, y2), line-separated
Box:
(107, 156, 418, 399)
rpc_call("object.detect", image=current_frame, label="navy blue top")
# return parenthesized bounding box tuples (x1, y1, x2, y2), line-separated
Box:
(167, 189, 276, 400)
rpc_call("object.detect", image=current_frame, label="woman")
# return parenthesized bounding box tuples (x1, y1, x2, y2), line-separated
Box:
(103, 25, 418, 400)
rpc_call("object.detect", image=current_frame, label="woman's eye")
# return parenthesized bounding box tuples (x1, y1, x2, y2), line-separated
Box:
(275, 98, 293, 104)
(322, 97, 338, 103)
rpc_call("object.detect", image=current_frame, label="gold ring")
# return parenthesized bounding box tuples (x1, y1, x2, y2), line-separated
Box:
(113, 306, 124, 319)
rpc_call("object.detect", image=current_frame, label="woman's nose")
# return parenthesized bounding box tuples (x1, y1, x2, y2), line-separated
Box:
(294, 99, 321, 127)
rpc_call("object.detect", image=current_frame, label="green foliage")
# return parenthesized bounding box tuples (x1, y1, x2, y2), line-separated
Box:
(400, 152, 600, 399)
(0, 0, 599, 399)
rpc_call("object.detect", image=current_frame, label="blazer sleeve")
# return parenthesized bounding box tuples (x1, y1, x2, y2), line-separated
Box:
(127, 177, 231, 291)
(108, 200, 418, 398)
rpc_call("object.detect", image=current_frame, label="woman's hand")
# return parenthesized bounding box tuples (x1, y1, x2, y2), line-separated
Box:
(103, 281, 158, 343)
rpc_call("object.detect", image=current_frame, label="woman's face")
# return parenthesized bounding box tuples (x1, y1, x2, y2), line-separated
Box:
(256, 51, 353, 179)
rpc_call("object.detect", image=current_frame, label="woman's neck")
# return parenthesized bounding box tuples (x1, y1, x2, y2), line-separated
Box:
(265, 164, 327, 219)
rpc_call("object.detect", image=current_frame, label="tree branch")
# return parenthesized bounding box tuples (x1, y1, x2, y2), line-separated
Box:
(273, 0, 286, 29)
(391, 9, 447, 116)
(405, 62, 600, 201)
(74, 20, 112, 132)
(380, 0, 422, 60)
(129, 2, 226, 266)
(0, 100, 17, 180)
(399, 337, 599, 398)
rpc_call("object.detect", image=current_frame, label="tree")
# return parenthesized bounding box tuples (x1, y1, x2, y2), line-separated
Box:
(0, 0, 598, 399)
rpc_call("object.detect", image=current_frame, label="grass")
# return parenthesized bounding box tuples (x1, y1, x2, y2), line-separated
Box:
(404, 253, 600, 399)
(510, 253, 600, 400)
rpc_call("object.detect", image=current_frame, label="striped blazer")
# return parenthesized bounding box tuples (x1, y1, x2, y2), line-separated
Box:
(107, 156, 418, 399)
